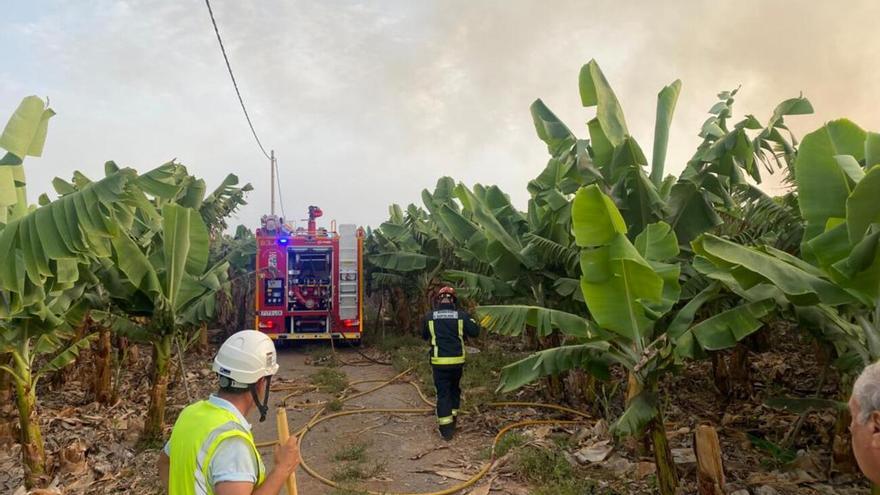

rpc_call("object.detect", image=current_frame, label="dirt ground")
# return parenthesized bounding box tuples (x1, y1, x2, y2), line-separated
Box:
(258, 345, 501, 495)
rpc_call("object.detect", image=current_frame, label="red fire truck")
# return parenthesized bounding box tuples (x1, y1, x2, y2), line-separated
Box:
(254, 206, 364, 344)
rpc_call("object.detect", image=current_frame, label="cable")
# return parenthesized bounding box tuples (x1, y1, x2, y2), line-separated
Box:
(203, 0, 271, 160)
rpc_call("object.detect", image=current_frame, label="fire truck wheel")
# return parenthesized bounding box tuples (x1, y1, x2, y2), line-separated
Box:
(348, 338, 362, 348)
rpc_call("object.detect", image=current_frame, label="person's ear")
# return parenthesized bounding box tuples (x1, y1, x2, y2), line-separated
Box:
(869, 410, 880, 449)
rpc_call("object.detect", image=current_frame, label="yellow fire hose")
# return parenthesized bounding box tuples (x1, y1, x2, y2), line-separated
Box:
(258, 368, 591, 495)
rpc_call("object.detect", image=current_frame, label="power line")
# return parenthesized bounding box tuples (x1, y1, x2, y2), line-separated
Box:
(203, 0, 271, 160)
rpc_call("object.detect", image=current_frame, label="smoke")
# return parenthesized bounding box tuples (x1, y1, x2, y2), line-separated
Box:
(2, 0, 879, 227)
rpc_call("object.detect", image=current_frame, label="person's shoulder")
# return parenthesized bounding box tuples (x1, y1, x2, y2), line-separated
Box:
(211, 435, 258, 469)
(209, 436, 259, 485)
(215, 434, 254, 454)
(173, 399, 207, 422)
(458, 308, 473, 318)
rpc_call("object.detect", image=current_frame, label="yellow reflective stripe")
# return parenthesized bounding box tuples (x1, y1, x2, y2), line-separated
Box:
(428, 320, 438, 358)
(437, 416, 454, 425)
(451, 409, 459, 416)
(431, 356, 465, 365)
(457, 319, 464, 354)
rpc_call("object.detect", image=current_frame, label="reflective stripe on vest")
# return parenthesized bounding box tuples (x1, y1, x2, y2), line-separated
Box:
(428, 320, 439, 360)
(429, 319, 466, 365)
(168, 401, 266, 495)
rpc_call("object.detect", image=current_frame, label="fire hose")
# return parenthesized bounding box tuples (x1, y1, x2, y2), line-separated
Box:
(259, 368, 591, 495)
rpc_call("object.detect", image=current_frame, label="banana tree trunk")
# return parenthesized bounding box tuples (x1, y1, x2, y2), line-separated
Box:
(142, 335, 173, 444)
(541, 331, 566, 401)
(93, 326, 112, 404)
(401, 289, 415, 335)
(831, 403, 858, 474)
(711, 352, 731, 398)
(571, 369, 597, 411)
(12, 351, 45, 487)
(376, 291, 386, 339)
(729, 344, 752, 398)
(0, 354, 12, 405)
(197, 322, 209, 353)
(623, 374, 653, 456)
(649, 408, 678, 495)
(128, 338, 139, 365)
(0, 355, 14, 445)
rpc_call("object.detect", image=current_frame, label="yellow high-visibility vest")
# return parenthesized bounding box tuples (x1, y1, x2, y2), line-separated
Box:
(168, 400, 266, 495)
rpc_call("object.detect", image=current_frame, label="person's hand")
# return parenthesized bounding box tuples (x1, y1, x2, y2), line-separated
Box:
(273, 436, 301, 477)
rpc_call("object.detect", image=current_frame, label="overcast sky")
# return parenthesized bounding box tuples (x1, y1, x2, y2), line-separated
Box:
(3, 1, 880, 231)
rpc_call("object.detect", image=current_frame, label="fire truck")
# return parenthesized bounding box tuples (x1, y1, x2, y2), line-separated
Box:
(254, 206, 364, 344)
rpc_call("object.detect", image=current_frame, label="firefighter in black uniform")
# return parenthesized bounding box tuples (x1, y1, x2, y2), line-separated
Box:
(421, 286, 480, 440)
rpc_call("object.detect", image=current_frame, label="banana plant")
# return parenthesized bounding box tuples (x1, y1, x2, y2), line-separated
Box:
(531, 60, 811, 246)
(692, 119, 879, 364)
(94, 186, 232, 443)
(494, 185, 776, 495)
(690, 118, 880, 473)
(200, 174, 254, 237)
(0, 288, 95, 485)
(212, 225, 258, 337)
(366, 203, 444, 332)
(0, 97, 140, 485)
(51, 160, 238, 442)
(0, 96, 53, 224)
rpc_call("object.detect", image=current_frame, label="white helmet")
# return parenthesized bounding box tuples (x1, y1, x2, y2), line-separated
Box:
(213, 330, 279, 387)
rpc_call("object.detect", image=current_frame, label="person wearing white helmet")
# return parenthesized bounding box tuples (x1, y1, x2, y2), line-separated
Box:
(158, 330, 300, 495)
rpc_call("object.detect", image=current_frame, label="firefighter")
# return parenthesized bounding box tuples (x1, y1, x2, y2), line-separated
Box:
(158, 330, 301, 495)
(421, 286, 480, 440)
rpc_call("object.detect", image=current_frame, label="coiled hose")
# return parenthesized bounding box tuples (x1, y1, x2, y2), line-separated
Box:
(257, 367, 591, 495)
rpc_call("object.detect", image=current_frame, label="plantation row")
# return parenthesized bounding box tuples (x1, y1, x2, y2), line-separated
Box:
(364, 60, 880, 494)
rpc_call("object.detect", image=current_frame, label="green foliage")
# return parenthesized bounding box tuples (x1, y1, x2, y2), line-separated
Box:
(476, 305, 595, 338)
(326, 398, 344, 412)
(516, 445, 575, 483)
(331, 460, 385, 483)
(695, 118, 880, 371)
(308, 346, 340, 367)
(481, 431, 526, 459)
(498, 344, 610, 393)
(333, 441, 369, 462)
(310, 368, 349, 394)
(514, 446, 601, 495)
(748, 433, 798, 468)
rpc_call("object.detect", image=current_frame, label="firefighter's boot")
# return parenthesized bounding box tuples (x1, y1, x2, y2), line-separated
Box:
(439, 423, 455, 441)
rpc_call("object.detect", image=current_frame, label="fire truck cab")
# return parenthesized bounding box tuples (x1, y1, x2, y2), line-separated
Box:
(255, 206, 364, 344)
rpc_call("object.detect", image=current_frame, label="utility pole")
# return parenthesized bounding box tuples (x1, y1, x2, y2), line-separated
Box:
(270, 149, 276, 216)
